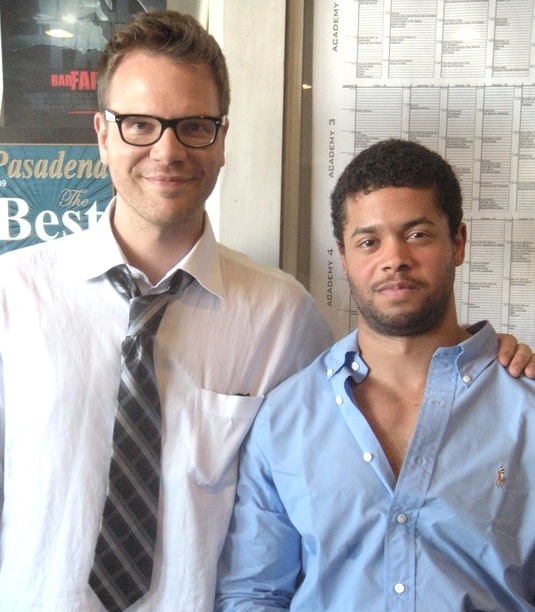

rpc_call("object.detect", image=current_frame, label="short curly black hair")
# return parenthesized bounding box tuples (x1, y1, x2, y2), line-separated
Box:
(331, 139, 463, 247)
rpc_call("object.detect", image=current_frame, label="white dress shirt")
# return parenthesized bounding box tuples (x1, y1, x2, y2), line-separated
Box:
(0, 201, 333, 611)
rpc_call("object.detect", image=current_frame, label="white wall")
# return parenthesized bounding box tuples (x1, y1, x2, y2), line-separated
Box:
(160, 0, 288, 268)
(217, 0, 286, 267)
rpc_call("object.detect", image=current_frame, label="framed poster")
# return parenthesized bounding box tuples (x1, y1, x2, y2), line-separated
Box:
(0, 144, 112, 254)
(0, 0, 167, 254)
(0, 0, 166, 143)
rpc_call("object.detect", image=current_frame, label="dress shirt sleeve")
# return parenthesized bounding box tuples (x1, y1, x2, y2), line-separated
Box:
(215, 411, 301, 610)
(286, 295, 334, 377)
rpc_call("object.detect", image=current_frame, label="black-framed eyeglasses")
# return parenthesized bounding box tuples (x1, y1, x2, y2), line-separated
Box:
(103, 109, 226, 148)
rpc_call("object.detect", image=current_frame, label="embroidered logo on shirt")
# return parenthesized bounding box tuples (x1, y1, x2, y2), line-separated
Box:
(495, 465, 507, 488)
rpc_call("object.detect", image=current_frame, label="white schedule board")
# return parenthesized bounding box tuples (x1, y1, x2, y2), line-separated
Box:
(310, 0, 535, 343)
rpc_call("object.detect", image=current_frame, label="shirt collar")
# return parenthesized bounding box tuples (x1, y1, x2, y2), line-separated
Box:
(72, 198, 224, 299)
(443, 320, 497, 386)
(325, 331, 369, 384)
(324, 321, 497, 387)
(177, 215, 225, 299)
(75, 199, 126, 281)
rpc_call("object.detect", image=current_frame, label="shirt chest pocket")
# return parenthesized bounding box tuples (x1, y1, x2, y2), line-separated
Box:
(190, 388, 263, 487)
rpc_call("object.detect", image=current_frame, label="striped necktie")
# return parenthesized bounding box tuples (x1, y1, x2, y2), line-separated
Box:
(89, 265, 186, 611)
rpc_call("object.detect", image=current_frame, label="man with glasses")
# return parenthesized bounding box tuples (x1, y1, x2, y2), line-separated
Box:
(0, 10, 334, 612)
(0, 10, 533, 612)
(102, 110, 227, 150)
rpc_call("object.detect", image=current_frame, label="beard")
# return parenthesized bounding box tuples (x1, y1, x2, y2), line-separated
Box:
(348, 263, 456, 337)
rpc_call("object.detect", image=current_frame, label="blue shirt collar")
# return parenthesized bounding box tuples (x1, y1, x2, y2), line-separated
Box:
(325, 322, 497, 387)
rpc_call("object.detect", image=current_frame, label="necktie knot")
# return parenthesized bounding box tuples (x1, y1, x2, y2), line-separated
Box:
(106, 264, 187, 301)
(106, 265, 140, 300)
(107, 265, 190, 338)
(128, 294, 171, 338)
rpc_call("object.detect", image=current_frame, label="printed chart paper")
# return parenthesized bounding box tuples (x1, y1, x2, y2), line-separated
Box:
(310, 0, 535, 344)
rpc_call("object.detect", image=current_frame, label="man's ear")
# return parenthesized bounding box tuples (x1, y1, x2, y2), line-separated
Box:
(337, 242, 348, 277)
(219, 117, 229, 168)
(94, 112, 109, 165)
(453, 222, 467, 267)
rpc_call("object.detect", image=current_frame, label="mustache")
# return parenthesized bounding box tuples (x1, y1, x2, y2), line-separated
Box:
(141, 171, 196, 181)
(372, 275, 424, 293)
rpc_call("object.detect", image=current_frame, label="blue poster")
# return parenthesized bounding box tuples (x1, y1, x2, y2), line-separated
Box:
(0, 144, 112, 255)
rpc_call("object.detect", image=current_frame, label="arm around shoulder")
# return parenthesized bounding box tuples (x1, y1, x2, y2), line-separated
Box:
(495, 333, 535, 378)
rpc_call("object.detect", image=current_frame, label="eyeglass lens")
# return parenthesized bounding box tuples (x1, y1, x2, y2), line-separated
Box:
(120, 116, 218, 147)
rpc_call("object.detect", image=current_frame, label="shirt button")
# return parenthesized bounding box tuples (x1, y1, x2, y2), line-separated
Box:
(394, 583, 405, 594)
(396, 513, 408, 524)
(363, 451, 373, 463)
(335, 395, 343, 405)
(327, 368, 334, 377)
(462, 374, 472, 384)
(351, 361, 360, 371)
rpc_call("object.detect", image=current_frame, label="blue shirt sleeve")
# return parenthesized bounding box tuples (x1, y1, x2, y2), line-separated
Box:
(216, 408, 301, 610)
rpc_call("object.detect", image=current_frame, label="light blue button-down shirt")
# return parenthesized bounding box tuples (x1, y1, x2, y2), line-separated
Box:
(217, 322, 535, 611)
